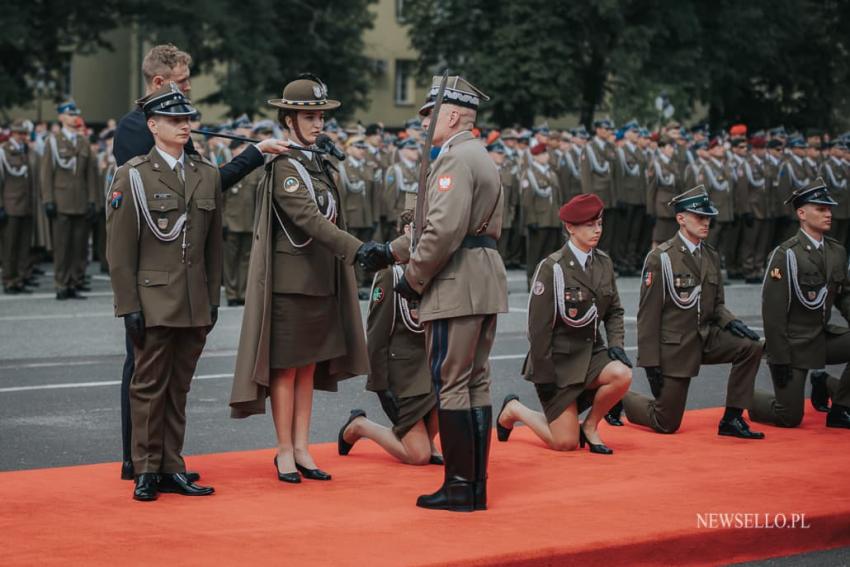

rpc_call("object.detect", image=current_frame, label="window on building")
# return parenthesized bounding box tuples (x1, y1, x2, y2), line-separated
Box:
(394, 60, 415, 106)
(395, 0, 406, 23)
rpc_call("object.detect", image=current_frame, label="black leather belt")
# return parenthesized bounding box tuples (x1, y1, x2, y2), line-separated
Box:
(461, 235, 497, 250)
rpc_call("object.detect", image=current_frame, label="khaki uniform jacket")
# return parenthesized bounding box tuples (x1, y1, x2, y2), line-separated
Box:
(764, 153, 784, 219)
(230, 151, 368, 417)
(499, 162, 519, 231)
(637, 235, 736, 377)
(521, 162, 561, 228)
(762, 231, 850, 368)
(778, 155, 814, 220)
(365, 268, 430, 398)
(580, 138, 617, 207)
(223, 166, 262, 233)
(384, 159, 418, 222)
(616, 142, 646, 206)
(0, 140, 33, 216)
(820, 157, 850, 220)
(391, 130, 508, 322)
(523, 245, 625, 387)
(699, 158, 735, 223)
(338, 157, 378, 229)
(646, 154, 680, 219)
(40, 131, 97, 215)
(556, 147, 583, 202)
(106, 148, 222, 327)
(739, 155, 769, 219)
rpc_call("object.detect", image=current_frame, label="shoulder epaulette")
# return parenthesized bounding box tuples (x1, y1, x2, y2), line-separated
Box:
(824, 235, 840, 245)
(127, 155, 148, 167)
(658, 240, 673, 251)
(702, 241, 716, 251)
(192, 155, 216, 168)
(595, 249, 610, 259)
(547, 249, 565, 264)
(779, 235, 800, 250)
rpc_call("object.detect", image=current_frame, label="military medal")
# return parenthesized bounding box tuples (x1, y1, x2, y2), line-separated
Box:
(568, 307, 578, 318)
(318, 194, 325, 208)
(675, 275, 681, 287)
(283, 176, 300, 193)
(532, 280, 545, 295)
(808, 290, 817, 300)
(680, 291, 689, 300)
(565, 290, 573, 302)
(157, 217, 168, 230)
(577, 289, 584, 301)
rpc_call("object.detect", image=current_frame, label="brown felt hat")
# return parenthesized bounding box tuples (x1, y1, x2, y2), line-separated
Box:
(267, 74, 340, 111)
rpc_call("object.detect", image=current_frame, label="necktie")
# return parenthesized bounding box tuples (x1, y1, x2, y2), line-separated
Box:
(693, 246, 701, 261)
(175, 162, 185, 185)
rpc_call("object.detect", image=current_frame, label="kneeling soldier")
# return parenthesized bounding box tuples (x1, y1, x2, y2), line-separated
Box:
(750, 178, 850, 429)
(624, 186, 765, 439)
(107, 83, 221, 501)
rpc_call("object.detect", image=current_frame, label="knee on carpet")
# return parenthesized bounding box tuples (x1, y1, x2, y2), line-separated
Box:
(774, 408, 804, 428)
(404, 446, 432, 466)
(549, 437, 578, 452)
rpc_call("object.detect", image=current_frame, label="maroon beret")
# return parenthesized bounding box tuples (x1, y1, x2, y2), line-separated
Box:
(559, 194, 604, 224)
(530, 143, 547, 156)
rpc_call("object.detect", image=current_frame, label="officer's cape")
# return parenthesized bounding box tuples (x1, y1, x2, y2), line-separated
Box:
(229, 158, 369, 419)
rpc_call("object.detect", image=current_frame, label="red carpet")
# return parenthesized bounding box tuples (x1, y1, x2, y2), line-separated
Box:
(2, 407, 849, 566)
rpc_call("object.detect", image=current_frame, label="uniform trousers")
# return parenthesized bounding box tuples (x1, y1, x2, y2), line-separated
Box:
(620, 204, 646, 269)
(738, 219, 772, 280)
(707, 221, 739, 274)
(223, 231, 252, 300)
(750, 331, 850, 427)
(425, 314, 497, 411)
(525, 227, 562, 287)
(52, 213, 88, 290)
(598, 206, 617, 256)
(2, 215, 32, 286)
(623, 327, 762, 433)
(131, 326, 208, 474)
(92, 212, 108, 272)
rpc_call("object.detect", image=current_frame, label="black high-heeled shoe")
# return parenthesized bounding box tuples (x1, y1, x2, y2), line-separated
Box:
(295, 462, 332, 481)
(496, 394, 519, 442)
(273, 455, 301, 483)
(579, 425, 613, 455)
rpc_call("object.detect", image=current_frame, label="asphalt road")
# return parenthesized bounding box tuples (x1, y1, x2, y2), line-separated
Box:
(1, 264, 847, 566)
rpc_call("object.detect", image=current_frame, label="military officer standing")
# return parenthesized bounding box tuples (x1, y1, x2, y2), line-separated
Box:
(365, 75, 508, 512)
(749, 179, 850, 429)
(647, 135, 682, 246)
(737, 136, 771, 283)
(339, 135, 381, 293)
(0, 119, 35, 294)
(488, 140, 519, 264)
(616, 120, 647, 273)
(384, 138, 420, 231)
(41, 101, 98, 299)
(765, 139, 787, 248)
(623, 186, 765, 438)
(821, 141, 849, 246)
(222, 141, 263, 306)
(701, 139, 737, 274)
(777, 137, 815, 242)
(556, 131, 582, 202)
(581, 118, 618, 256)
(107, 84, 221, 501)
(522, 142, 562, 287)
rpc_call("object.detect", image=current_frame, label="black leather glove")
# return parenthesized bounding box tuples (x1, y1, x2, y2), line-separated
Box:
(124, 311, 145, 350)
(644, 366, 663, 397)
(608, 346, 633, 368)
(0, 207, 7, 226)
(742, 212, 755, 228)
(769, 363, 792, 389)
(86, 203, 97, 223)
(726, 319, 760, 341)
(209, 305, 219, 329)
(44, 202, 57, 219)
(376, 390, 400, 424)
(394, 271, 421, 301)
(356, 241, 394, 272)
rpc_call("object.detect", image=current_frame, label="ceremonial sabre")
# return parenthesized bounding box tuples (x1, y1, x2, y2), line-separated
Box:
(412, 70, 449, 249)
(190, 129, 329, 155)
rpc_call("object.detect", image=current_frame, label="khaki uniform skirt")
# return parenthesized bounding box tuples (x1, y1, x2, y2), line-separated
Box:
(534, 348, 612, 423)
(270, 293, 346, 370)
(390, 390, 437, 439)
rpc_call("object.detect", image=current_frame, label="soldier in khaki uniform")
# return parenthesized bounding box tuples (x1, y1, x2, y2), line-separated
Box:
(106, 85, 220, 501)
(41, 101, 98, 299)
(777, 137, 816, 242)
(222, 142, 263, 305)
(701, 139, 737, 272)
(497, 194, 632, 454)
(737, 136, 772, 283)
(488, 140, 519, 264)
(1, 120, 35, 294)
(522, 143, 562, 287)
(821, 141, 849, 246)
(581, 118, 618, 256)
(556, 131, 582, 202)
(384, 138, 419, 225)
(616, 120, 647, 273)
(765, 139, 787, 248)
(96, 130, 117, 274)
(364, 75, 508, 512)
(338, 211, 443, 465)
(750, 179, 850, 429)
(647, 135, 682, 245)
(339, 135, 381, 292)
(624, 186, 765, 439)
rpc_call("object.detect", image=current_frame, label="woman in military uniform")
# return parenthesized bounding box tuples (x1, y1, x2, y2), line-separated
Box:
(230, 75, 369, 483)
(497, 194, 633, 454)
(337, 211, 443, 465)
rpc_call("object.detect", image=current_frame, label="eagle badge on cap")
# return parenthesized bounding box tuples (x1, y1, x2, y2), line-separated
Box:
(437, 175, 453, 192)
(532, 280, 545, 296)
(283, 177, 300, 193)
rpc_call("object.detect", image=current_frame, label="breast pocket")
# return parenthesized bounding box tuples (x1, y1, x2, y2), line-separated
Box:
(146, 198, 181, 232)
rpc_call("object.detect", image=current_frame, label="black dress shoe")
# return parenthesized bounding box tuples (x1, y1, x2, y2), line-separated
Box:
(429, 454, 444, 466)
(604, 401, 625, 426)
(15, 285, 33, 294)
(56, 289, 70, 300)
(32, 267, 45, 276)
(295, 462, 332, 481)
(810, 371, 831, 413)
(718, 416, 765, 439)
(338, 409, 366, 456)
(75, 284, 92, 292)
(67, 288, 87, 300)
(826, 405, 850, 429)
(133, 473, 159, 501)
(121, 460, 134, 480)
(226, 298, 239, 307)
(273, 456, 301, 483)
(24, 278, 40, 287)
(158, 473, 215, 496)
(579, 425, 613, 455)
(496, 394, 519, 442)
(3, 286, 20, 295)
(185, 471, 201, 483)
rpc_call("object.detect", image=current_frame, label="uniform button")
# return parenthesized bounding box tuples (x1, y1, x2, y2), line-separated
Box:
(188, 261, 193, 266)
(144, 279, 150, 284)
(585, 338, 591, 342)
